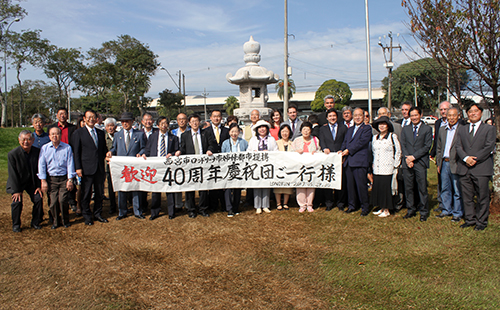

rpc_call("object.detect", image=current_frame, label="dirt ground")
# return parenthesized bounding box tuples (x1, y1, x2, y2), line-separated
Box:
(0, 193, 340, 309)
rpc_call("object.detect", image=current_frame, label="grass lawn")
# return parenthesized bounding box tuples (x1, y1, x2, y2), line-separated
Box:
(0, 127, 498, 309)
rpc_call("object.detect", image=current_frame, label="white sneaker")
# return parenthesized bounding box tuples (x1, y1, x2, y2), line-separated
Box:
(263, 207, 271, 213)
(378, 211, 390, 218)
(373, 209, 383, 215)
(256, 208, 262, 214)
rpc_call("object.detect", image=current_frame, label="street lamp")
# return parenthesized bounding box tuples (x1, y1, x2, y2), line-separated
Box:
(2, 18, 20, 127)
(159, 66, 180, 92)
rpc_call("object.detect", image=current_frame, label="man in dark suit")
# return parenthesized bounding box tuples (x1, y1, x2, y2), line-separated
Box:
(7, 130, 43, 232)
(179, 114, 217, 218)
(108, 112, 146, 220)
(72, 110, 108, 226)
(318, 95, 343, 126)
(283, 104, 303, 140)
(317, 108, 348, 211)
(204, 110, 230, 212)
(340, 108, 373, 216)
(400, 106, 433, 221)
(398, 102, 413, 127)
(48, 107, 78, 211)
(139, 112, 159, 213)
(143, 116, 179, 220)
(455, 103, 496, 231)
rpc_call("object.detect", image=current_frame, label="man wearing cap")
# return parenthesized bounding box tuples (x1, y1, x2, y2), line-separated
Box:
(72, 109, 108, 226)
(107, 112, 147, 220)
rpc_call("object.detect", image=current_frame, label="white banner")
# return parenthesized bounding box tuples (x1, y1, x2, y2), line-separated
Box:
(109, 151, 342, 192)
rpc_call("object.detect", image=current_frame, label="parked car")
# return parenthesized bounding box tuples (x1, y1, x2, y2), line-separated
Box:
(422, 115, 437, 125)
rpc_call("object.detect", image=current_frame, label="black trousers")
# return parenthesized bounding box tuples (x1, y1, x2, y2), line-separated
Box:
(11, 184, 43, 228)
(151, 192, 175, 217)
(313, 188, 334, 209)
(81, 172, 105, 223)
(209, 189, 226, 211)
(185, 191, 208, 213)
(460, 173, 490, 227)
(106, 170, 117, 212)
(403, 164, 429, 216)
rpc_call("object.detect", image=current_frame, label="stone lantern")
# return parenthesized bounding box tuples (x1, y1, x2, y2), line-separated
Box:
(226, 36, 279, 125)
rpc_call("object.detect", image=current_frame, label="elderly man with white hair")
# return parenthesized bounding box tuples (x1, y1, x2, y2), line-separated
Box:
(104, 117, 118, 214)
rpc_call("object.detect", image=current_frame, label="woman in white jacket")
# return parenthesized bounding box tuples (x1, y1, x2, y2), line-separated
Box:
(371, 116, 401, 218)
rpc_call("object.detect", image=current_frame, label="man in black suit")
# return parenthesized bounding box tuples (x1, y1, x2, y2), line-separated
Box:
(139, 112, 159, 213)
(318, 95, 344, 126)
(455, 104, 496, 231)
(205, 110, 230, 212)
(317, 108, 348, 210)
(143, 116, 179, 220)
(179, 114, 217, 218)
(48, 107, 78, 211)
(7, 130, 43, 232)
(72, 110, 108, 226)
(400, 106, 433, 221)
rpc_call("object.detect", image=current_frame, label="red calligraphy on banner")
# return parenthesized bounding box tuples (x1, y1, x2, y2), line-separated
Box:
(121, 166, 141, 183)
(140, 166, 158, 184)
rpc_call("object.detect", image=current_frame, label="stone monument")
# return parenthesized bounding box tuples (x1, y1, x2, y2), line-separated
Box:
(226, 36, 279, 125)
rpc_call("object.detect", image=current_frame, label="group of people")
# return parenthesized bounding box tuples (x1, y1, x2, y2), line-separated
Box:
(7, 95, 496, 232)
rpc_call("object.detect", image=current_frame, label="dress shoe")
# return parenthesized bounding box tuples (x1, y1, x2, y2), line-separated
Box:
(51, 225, 58, 230)
(403, 212, 416, 219)
(12, 226, 21, 233)
(345, 208, 357, 214)
(116, 215, 127, 220)
(188, 212, 197, 218)
(474, 225, 486, 231)
(435, 213, 449, 218)
(325, 206, 334, 211)
(64, 224, 71, 228)
(360, 211, 369, 216)
(451, 216, 461, 223)
(420, 216, 428, 222)
(199, 211, 210, 217)
(96, 217, 108, 223)
(135, 214, 146, 219)
(168, 215, 175, 220)
(31, 224, 42, 230)
(460, 223, 475, 229)
(85, 222, 93, 226)
(149, 215, 158, 221)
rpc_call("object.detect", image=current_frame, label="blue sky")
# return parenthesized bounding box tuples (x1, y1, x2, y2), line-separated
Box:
(12, 0, 416, 99)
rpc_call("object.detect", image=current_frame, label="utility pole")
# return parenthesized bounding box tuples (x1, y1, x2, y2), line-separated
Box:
(202, 88, 208, 122)
(364, 0, 373, 122)
(414, 77, 418, 107)
(183, 73, 186, 112)
(378, 32, 401, 112)
(178, 70, 182, 94)
(283, 0, 289, 121)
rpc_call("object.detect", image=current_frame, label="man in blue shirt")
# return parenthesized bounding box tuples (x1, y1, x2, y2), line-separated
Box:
(38, 127, 76, 229)
(31, 114, 50, 149)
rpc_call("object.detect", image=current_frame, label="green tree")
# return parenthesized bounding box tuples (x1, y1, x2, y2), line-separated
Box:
(403, 0, 500, 204)
(275, 79, 296, 101)
(157, 89, 184, 120)
(223, 95, 239, 115)
(381, 58, 469, 109)
(310, 79, 352, 112)
(87, 35, 159, 114)
(43, 46, 84, 106)
(6, 29, 50, 126)
(0, 0, 27, 127)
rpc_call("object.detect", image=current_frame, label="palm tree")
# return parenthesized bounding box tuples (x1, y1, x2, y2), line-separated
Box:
(275, 78, 296, 100)
(224, 95, 239, 115)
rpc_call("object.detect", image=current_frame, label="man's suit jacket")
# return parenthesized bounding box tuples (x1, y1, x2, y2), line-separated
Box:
(48, 122, 76, 146)
(283, 118, 303, 141)
(6, 146, 41, 194)
(141, 128, 159, 144)
(430, 118, 466, 158)
(400, 122, 433, 169)
(72, 127, 107, 175)
(319, 122, 347, 152)
(144, 131, 179, 157)
(180, 129, 217, 155)
(436, 123, 462, 173)
(111, 129, 146, 157)
(341, 123, 372, 168)
(204, 125, 230, 153)
(454, 122, 496, 176)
